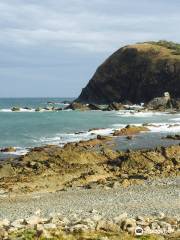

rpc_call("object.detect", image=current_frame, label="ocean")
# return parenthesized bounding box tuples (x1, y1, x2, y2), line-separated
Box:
(0, 98, 180, 158)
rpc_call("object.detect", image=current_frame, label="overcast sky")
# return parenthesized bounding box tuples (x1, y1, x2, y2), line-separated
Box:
(0, 0, 180, 97)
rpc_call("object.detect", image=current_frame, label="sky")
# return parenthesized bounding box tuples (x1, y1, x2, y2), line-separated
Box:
(0, 0, 180, 97)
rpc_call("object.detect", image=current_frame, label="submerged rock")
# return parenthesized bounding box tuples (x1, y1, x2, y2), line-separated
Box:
(35, 107, 43, 112)
(11, 107, 20, 112)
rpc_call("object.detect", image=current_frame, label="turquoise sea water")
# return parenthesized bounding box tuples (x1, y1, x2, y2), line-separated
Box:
(0, 98, 180, 157)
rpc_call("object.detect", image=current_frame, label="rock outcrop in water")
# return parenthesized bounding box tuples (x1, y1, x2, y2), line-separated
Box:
(76, 41, 180, 104)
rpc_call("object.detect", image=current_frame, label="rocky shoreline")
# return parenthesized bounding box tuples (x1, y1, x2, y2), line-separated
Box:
(0, 124, 180, 239)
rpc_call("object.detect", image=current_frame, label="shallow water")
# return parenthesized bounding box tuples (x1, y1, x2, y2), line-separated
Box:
(0, 98, 180, 157)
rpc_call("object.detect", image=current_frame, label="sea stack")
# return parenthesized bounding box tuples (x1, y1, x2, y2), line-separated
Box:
(76, 41, 180, 104)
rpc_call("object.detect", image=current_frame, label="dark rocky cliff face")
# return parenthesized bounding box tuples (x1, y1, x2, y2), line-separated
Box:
(76, 41, 180, 104)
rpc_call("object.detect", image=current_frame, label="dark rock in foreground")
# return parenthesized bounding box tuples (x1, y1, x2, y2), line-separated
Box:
(76, 41, 180, 104)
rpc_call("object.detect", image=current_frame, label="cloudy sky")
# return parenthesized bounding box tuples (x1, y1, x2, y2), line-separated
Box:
(0, 0, 180, 97)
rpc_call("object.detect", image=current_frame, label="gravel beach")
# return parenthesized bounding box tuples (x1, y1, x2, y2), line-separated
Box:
(0, 177, 179, 221)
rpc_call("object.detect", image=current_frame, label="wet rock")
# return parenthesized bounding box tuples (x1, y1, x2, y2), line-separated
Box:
(164, 134, 180, 140)
(54, 107, 63, 111)
(0, 147, 16, 152)
(113, 125, 150, 136)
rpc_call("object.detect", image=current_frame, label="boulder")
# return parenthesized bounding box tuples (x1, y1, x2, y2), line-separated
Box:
(65, 102, 89, 111)
(0, 219, 10, 228)
(96, 220, 120, 232)
(105, 102, 125, 111)
(121, 218, 136, 235)
(0, 228, 8, 239)
(146, 92, 172, 110)
(88, 103, 102, 110)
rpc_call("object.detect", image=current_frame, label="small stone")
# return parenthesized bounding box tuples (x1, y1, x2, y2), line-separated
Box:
(120, 174, 129, 179)
(43, 223, 57, 229)
(91, 214, 102, 222)
(111, 181, 120, 189)
(11, 219, 26, 229)
(121, 179, 130, 188)
(34, 209, 41, 216)
(25, 215, 42, 225)
(69, 224, 89, 233)
(89, 209, 98, 214)
(0, 190, 8, 196)
(99, 237, 109, 240)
